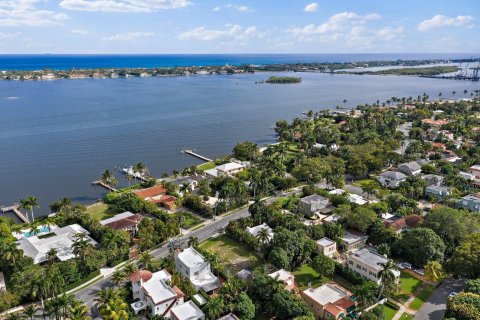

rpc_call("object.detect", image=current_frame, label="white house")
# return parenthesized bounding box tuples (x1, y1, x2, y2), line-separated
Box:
(130, 269, 185, 317)
(170, 300, 205, 320)
(316, 237, 337, 258)
(16, 224, 97, 264)
(347, 248, 400, 285)
(175, 247, 219, 292)
(268, 269, 296, 291)
(341, 231, 368, 252)
(377, 171, 407, 188)
(216, 162, 245, 176)
(397, 161, 422, 176)
(469, 165, 480, 179)
(245, 223, 274, 241)
(299, 194, 331, 217)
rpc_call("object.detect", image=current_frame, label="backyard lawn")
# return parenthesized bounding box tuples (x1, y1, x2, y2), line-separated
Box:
(352, 178, 390, 197)
(197, 161, 216, 171)
(199, 235, 261, 273)
(400, 313, 413, 320)
(293, 264, 355, 291)
(394, 271, 423, 302)
(85, 203, 117, 221)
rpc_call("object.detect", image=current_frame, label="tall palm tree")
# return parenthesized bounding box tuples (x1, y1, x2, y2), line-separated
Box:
(111, 271, 126, 286)
(203, 296, 224, 319)
(123, 263, 138, 279)
(377, 260, 398, 300)
(69, 301, 91, 320)
(101, 170, 118, 189)
(179, 182, 191, 195)
(424, 260, 444, 283)
(187, 236, 199, 248)
(0, 240, 22, 265)
(72, 233, 94, 261)
(19, 196, 39, 222)
(139, 252, 153, 269)
(22, 304, 39, 320)
(256, 228, 271, 246)
(125, 173, 134, 186)
(95, 288, 118, 306)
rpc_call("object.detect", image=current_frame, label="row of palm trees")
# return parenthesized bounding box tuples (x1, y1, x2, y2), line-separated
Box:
(18, 196, 39, 223)
(6, 295, 90, 320)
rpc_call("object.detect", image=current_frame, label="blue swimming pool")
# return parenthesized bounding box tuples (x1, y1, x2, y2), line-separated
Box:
(22, 226, 51, 238)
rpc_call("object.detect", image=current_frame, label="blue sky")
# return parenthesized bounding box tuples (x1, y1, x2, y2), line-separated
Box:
(0, 0, 478, 53)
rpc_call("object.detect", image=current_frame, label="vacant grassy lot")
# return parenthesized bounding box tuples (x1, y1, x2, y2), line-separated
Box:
(293, 264, 355, 291)
(200, 234, 261, 273)
(85, 203, 117, 221)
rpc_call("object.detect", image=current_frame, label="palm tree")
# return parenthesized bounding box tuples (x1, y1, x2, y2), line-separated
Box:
(95, 288, 118, 306)
(179, 182, 191, 195)
(6, 312, 23, 320)
(139, 252, 153, 269)
(125, 173, 134, 186)
(187, 236, 199, 248)
(203, 296, 225, 319)
(45, 247, 58, 264)
(19, 196, 39, 222)
(133, 162, 148, 177)
(0, 240, 22, 265)
(72, 233, 94, 261)
(22, 304, 39, 320)
(256, 228, 271, 246)
(101, 170, 118, 189)
(69, 302, 91, 320)
(111, 270, 126, 286)
(123, 263, 138, 279)
(424, 260, 444, 283)
(377, 260, 398, 300)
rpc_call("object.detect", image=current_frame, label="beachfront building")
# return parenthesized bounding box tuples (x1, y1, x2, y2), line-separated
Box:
(133, 185, 177, 210)
(301, 282, 357, 320)
(174, 247, 219, 292)
(204, 162, 245, 178)
(268, 269, 297, 292)
(347, 248, 400, 285)
(100, 211, 143, 235)
(316, 237, 337, 258)
(16, 224, 97, 264)
(130, 269, 185, 317)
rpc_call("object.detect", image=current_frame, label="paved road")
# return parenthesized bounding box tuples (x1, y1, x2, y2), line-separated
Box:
(395, 122, 412, 155)
(75, 206, 251, 317)
(414, 278, 465, 320)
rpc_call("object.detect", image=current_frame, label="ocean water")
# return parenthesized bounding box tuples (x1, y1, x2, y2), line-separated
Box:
(0, 53, 478, 70)
(0, 70, 479, 218)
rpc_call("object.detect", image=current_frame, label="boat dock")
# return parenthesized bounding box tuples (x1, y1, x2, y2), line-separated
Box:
(92, 180, 118, 192)
(1, 204, 29, 223)
(182, 149, 213, 162)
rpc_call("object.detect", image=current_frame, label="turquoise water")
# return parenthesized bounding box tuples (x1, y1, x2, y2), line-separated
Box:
(22, 226, 50, 238)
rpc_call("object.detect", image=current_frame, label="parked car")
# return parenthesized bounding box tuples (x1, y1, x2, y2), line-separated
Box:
(448, 292, 458, 298)
(414, 269, 425, 276)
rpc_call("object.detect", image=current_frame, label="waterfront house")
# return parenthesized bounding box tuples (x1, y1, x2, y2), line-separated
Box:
(133, 185, 177, 210)
(316, 237, 337, 258)
(457, 194, 480, 212)
(245, 223, 274, 242)
(269, 269, 297, 292)
(301, 282, 357, 320)
(16, 224, 97, 264)
(130, 269, 185, 317)
(347, 248, 400, 285)
(174, 247, 219, 292)
(425, 185, 451, 199)
(100, 211, 143, 235)
(163, 176, 201, 191)
(340, 230, 367, 252)
(299, 194, 331, 217)
(377, 171, 407, 188)
(215, 162, 245, 176)
(397, 161, 422, 176)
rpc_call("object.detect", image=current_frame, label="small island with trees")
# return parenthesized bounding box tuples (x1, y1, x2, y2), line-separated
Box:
(265, 76, 302, 84)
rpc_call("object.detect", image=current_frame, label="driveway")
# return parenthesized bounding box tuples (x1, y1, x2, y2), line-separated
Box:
(414, 278, 465, 320)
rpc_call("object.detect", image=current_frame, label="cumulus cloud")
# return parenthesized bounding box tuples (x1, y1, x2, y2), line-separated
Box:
(225, 3, 252, 12)
(178, 24, 259, 43)
(103, 32, 154, 41)
(70, 29, 88, 35)
(304, 3, 318, 13)
(0, 0, 68, 26)
(417, 15, 474, 31)
(212, 6, 220, 11)
(60, 0, 191, 13)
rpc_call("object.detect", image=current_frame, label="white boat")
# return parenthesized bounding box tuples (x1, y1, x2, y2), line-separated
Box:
(122, 166, 146, 179)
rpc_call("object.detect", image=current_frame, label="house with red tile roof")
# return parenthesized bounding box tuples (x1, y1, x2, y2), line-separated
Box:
(422, 118, 449, 127)
(100, 211, 143, 234)
(301, 282, 357, 320)
(133, 185, 177, 210)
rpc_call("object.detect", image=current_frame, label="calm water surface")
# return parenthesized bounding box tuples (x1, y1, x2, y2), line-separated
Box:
(0, 72, 479, 217)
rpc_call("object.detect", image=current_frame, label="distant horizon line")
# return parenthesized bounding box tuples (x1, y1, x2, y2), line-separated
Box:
(1, 52, 480, 56)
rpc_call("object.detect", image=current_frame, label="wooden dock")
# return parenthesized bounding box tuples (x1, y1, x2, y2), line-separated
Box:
(1, 205, 29, 223)
(92, 181, 118, 192)
(182, 149, 213, 162)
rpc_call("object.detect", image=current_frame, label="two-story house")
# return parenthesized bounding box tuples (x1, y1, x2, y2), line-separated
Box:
(377, 171, 407, 188)
(175, 247, 219, 292)
(347, 248, 400, 285)
(457, 194, 480, 213)
(316, 237, 337, 258)
(397, 161, 422, 176)
(299, 194, 330, 217)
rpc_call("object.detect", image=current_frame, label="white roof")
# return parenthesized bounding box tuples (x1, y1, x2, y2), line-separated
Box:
(143, 278, 177, 304)
(216, 162, 244, 172)
(323, 214, 339, 223)
(302, 283, 348, 306)
(204, 168, 219, 177)
(245, 223, 274, 238)
(380, 171, 407, 180)
(348, 193, 367, 205)
(0, 272, 5, 290)
(170, 300, 204, 320)
(470, 165, 480, 171)
(177, 247, 207, 268)
(100, 211, 134, 225)
(16, 224, 97, 264)
(317, 237, 335, 247)
(193, 294, 207, 306)
(269, 269, 294, 284)
(342, 231, 367, 245)
(329, 189, 344, 195)
(349, 248, 391, 272)
(217, 314, 240, 320)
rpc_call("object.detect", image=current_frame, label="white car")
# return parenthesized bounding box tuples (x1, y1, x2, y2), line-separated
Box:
(448, 292, 458, 298)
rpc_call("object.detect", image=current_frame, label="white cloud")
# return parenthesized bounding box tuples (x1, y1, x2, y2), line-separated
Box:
(288, 12, 381, 38)
(0, 31, 21, 39)
(213, 6, 220, 11)
(0, 0, 68, 26)
(103, 32, 154, 41)
(417, 15, 474, 31)
(304, 3, 318, 13)
(70, 29, 88, 35)
(225, 3, 252, 12)
(178, 24, 259, 43)
(60, 0, 191, 13)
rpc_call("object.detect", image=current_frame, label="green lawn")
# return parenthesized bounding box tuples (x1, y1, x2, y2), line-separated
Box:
(197, 161, 216, 171)
(384, 305, 398, 320)
(409, 285, 435, 310)
(353, 178, 391, 197)
(400, 313, 413, 320)
(199, 234, 261, 273)
(85, 203, 117, 221)
(293, 264, 355, 291)
(394, 271, 424, 302)
(175, 211, 202, 229)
